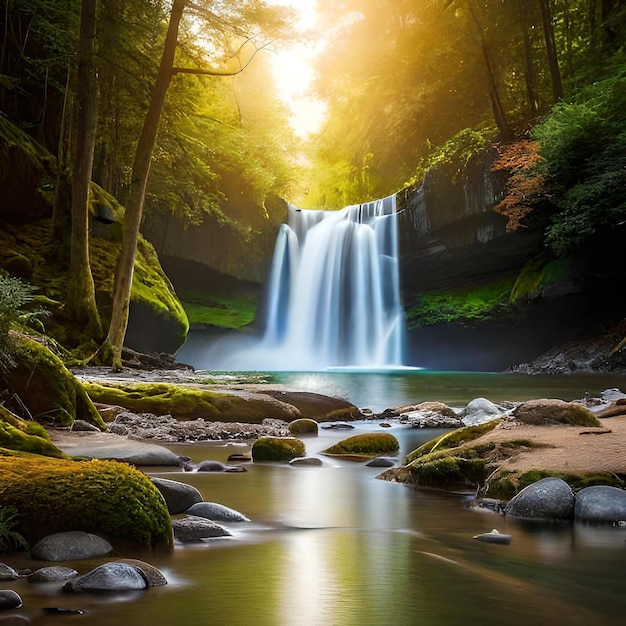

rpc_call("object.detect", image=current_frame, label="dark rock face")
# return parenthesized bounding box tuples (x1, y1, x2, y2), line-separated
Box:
(504, 477, 575, 520)
(574, 486, 626, 523)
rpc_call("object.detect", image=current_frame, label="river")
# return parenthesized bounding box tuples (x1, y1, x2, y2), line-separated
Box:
(5, 371, 626, 625)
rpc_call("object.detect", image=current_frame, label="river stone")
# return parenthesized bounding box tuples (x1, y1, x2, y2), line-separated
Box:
(0, 614, 29, 624)
(28, 566, 79, 583)
(116, 559, 167, 587)
(63, 562, 147, 593)
(0, 564, 18, 581)
(512, 399, 600, 426)
(151, 477, 203, 514)
(0, 590, 22, 610)
(504, 477, 575, 520)
(473, 529, 512, 545)
(172, 516, 232, 543)
(289, 456, 323, 467)
(365, 456, 397, 468)
(460, 398, 505, 426)
(288, 419, 319, 435)
(186, 502, 250, 522)
(574, 485, 626, 523)
(31, 531, 113, 562)
(182, 460, 247, 473)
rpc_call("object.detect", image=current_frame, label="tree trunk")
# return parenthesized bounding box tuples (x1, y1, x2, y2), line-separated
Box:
(98, 0, 186, 369)
(539, 0, 564, 101)
(67, 0, 102, 339)
(521, 5, 538, 116)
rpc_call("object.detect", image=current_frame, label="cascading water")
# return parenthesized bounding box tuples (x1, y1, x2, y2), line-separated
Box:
(206, 195, 405, 371)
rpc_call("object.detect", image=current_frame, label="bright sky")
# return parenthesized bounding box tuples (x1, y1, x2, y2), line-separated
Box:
(265, 0, 327, 137)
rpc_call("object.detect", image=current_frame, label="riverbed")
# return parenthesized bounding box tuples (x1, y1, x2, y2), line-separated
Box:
(4, 414, 626, 625)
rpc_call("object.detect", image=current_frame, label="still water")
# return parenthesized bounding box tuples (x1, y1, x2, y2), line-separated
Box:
(5, 372, 626, 625)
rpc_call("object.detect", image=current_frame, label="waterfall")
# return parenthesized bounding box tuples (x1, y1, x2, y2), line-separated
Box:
(206, 195, 405, 371)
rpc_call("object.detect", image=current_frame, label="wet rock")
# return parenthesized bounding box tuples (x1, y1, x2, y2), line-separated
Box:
(115, 559, 167, 587)
(288, 418, 319, 435)
(600, 388, 626, 402)
(289, 457, 323, 467)
(0, 564, 18, 582)
(460, 398, 505, 426)
(512, 399, 600, 427)
(365, 456, 397, 468)
(320, 422, 354, 430)
(70, 420, 100, 432)
(172, 516, 232, 543)
(0, 590, 22, 610)
(151, 477, 203, 514)
(252, 437, 306, 462)
(182, 460, 247, 473)
(574, 485, 626, 523)
(186, 502, 250, 522)
(504, 477, 575, 520)
(63, 562, 147, 593)
(28, 566, 78, 584)
(473, 529, 511, 545)
(227, 453, 252, 462)
(31, 531, 113, 562)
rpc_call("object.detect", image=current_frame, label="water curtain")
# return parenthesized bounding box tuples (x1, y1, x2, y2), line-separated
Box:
(258, 195, 404, 370)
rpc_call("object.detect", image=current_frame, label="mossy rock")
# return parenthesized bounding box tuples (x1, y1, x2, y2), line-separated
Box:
(83, 381, 300, 422)
(511, 399, 601, 427)
(2, 335, 106, 429)
(0, 405, 68, 458)
(321, 432, 399, 460)
(252, 437, 306, 462)
(0, 454, 173, 549)
(288, 418, 318, 435)
(403, 420, 500, 465)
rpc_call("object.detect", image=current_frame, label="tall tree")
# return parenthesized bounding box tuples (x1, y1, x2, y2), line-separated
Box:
(539, 0, 564, 101)
(67, 0, 102, 338)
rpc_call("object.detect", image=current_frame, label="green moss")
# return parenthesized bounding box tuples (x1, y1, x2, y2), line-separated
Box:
(321, 432, 399, 459)
(510, 258, 572, 303)
(0, 455, 173, 549)
(3, 335, 106, 429)
(0, 405, 68, 458)
(252, 436, 306, 462)
(513, 400, 601, 427)
(405, 278, 516, 329)
(403, 420, 500, 465)
(180, 290, 257, 329)
(288, 418, 319, 435)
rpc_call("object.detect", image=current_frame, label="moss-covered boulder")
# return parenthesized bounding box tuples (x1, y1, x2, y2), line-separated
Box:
(0, 454, 173, 549)
(2, 335, 106, 429)
(321, 432, 399, 461)
(252, 437, 306, 462)
(288, 418, 319, 435)
(511, 399, 601, 426)
(0, 405, 68, 458)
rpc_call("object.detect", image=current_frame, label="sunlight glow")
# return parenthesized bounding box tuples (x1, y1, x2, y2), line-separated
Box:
(266, 0, 327, 137)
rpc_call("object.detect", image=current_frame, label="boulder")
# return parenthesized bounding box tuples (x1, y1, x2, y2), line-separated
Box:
(115, 559, 167, 587)
(574, 485, 626, 523)
(0, 590, 22, 610)
(396, 401, 458, 417)
(186, 502, 250, 522)
(31, 531, 113, 562)
(288, 419, 319, 435)
(289, 457, 323, 467)
(63, 562, 147, 593)
(321, 433, 399, 460)
(0, 564, 18, 581)
(252, 437, 306, 462)
(172, 516, 231, 543)
(151, 477, 203, 514)
(512, 399, 600, 427)
(504, 477, 575, 520)
(28, 566, 78, 583)
(460, 398, 505, 426)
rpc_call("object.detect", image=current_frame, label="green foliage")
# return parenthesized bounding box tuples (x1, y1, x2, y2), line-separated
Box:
(180, 290, 257, 329)
(0, 273, 48, 371)
(509, 259, 571, 303)
(0, 405, 68, 458)
(405, 278, 515, 329)
(0, 455, 173, 549)
(321, 432, 399, 458)
(252, 436, 306, 462)
(0, 505, 29, 552)
(534, 72, 626, 255)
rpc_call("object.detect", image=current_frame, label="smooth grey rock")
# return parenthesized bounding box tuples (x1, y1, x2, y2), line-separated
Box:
(71, 420, 100, 432)
(365, 457, 397, 468)
(600, 388, 626, 402)
(31, 531, 113, 562)
(289, 457, 323, 467)
(473, 529, 512, 545)
(186, 502, 250, 522)
(172, 516, 232, 543)
(63, 562, 147, 593)
(151, 477, 203, 514)
(0, 564, 18, 581)
(320, 422, 354, 430)
(182, 460, 247, 473)
(115, 559, 167, 587)
(28, 566, 78, 583)
(460, 398, 505, 426)
(504, 477, 575, 520)
(0, 590, 22, 610)
(575, 485, 626, 523)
